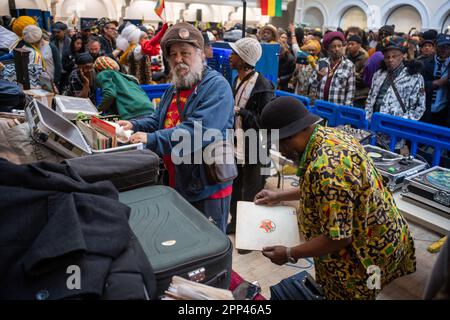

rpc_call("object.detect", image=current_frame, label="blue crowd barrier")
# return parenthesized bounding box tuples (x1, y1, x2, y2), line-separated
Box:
(335, 105, 369, 130)
(275, 90, 311, 110)
(209, 47, 234, 85)
(312, 100, 338, 127)
(212, 42, 280, 88)
(370, 112, 450, 166)
(96, 83, 171, 106)
(93, 82, 450, 168)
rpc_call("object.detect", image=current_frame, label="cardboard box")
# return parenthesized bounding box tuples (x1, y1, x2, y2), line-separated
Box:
(24, 89, 54, 109)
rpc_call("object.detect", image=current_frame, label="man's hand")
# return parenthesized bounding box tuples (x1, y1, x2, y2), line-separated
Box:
(129, 132, 147, 144)
(433, 78, 448, 89)
(288, 23, 295, 35)
(117, 120, 133, 131)
(234, 106, 241, 114)
(254, 189, 281, 206)
(80, 70, 89, 86)
(262, 246, 288, 265)
(317, 68, 327, 80)
(113, 49, 122, 58)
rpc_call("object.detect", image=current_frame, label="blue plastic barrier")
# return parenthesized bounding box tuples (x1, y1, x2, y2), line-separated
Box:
(212, 42, 280, 88)
(275, 90, 311, 109)
(312, 100, 338, 127)
(96, 83, 171, 106)
(370, 112, 450, 166)
(335, 105, 369, 129)
(209, 47, 234, 85)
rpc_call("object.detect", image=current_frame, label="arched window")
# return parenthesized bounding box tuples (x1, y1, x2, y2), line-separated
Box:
(442, 13, 450, 33)
(339, 6, 367, 30)
(304, 7, 324, 29)
(385, 5, 422, 33)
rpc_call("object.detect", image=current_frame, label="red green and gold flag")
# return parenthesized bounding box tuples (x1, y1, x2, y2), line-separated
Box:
(154, 0, 165, 19)
(259, 0, 282, 17)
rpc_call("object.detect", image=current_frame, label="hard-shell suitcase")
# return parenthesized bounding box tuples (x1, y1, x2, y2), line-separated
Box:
(119, 185, 233, 298)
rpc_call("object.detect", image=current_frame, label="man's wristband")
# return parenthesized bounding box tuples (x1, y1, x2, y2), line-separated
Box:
(286, 247, 297, 263)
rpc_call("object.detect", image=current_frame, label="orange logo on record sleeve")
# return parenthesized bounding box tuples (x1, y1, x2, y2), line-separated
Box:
(259, 219, 276, 233)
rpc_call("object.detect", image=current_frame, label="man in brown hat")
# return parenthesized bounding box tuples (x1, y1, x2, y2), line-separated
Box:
(118, 22, 234, 233)
(259, 24, 278, 44)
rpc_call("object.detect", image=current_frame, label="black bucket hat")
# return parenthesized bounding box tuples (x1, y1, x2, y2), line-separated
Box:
(261, 97, 321, 140)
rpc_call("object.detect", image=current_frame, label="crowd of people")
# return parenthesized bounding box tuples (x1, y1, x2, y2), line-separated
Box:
(2, 17, 448, 127)
(0, 14, 449, 300)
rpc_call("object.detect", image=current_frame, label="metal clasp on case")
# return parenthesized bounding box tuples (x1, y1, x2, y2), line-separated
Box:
(188, 267, 206, 282)
(434, 191, 450, 206)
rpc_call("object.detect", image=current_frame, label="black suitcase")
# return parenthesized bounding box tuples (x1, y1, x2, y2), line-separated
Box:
(119, 185, 233, 298)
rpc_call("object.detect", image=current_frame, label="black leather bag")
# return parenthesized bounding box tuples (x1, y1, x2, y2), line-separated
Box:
(63, 149, 161, 191)
(203, 140, 238, 184)
(270, 271, 325, 300)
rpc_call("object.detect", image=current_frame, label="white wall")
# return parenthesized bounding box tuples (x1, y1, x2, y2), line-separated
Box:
(59, 0, 109, 19)
(125, 0, 161, 21)
(300, 0, 445, 31)
(0, 1, 10, 15)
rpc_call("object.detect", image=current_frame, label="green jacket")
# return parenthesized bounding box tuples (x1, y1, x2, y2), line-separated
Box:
(96, 70, 154, 120)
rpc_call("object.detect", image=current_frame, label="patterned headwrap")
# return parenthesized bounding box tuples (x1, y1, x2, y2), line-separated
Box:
(300, 39, 321, 55)
(381, 36, 409, 54)
(93, 56, 120, 72)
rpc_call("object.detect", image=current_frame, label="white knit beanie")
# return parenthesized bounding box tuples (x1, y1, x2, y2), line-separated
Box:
(22, 25, 42, 44)
(229, 37, 262, 67)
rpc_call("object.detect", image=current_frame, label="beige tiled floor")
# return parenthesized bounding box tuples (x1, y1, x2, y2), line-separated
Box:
(230, 176, 444, 300)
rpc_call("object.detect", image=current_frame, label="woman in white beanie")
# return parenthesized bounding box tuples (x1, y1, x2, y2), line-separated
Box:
(226, 37, 275, 239)
(22, 25, 61, 89)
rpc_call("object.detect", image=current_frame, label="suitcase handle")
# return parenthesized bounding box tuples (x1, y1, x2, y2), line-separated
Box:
(203, 270, 228, 286)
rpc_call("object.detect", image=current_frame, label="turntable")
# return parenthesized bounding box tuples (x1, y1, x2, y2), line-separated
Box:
(336, 125, 372, 144)
(363, 145, 428, 191)
(402, 167, 450, 217)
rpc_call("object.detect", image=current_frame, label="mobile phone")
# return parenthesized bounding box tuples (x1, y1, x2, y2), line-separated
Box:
(296, 51, 310, 65)
(318, 60, 329, 70)
(232, 281, 261, 300)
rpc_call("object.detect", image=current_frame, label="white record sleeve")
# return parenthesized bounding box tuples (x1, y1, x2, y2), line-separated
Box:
(235, 201, 301, 251)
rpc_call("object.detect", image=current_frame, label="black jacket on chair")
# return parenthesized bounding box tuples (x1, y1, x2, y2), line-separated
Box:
(0, 159, 156, 300)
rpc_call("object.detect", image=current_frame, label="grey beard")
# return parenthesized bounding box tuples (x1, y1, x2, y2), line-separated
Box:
(171, 63, 204, 89)
(172, 70, 203, 89)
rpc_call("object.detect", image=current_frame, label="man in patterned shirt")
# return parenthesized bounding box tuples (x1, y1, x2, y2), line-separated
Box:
(256, 96, 416, 299)
(365, 36, 426, 121)
(309, 31, 356, 106)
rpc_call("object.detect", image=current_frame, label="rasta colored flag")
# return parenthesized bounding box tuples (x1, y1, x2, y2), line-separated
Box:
(154, 0, 165, 19)
(259, 0, 282, 17)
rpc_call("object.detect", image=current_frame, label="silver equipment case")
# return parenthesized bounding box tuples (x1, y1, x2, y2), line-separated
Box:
(363, 145, 428, 191)
(25, 99, 143, 159)
(402, 166, 450, 218)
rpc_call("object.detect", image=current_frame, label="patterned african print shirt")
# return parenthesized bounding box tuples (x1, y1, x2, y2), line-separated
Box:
(296, 125, 416, 299)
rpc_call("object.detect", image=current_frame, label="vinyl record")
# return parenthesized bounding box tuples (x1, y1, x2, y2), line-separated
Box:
(425, 170, 450, 192)
(368, 151, 382, 159)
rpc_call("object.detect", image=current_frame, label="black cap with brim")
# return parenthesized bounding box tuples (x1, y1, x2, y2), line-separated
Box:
(277, 113, 322, 139)
(261, 96, 321, 140)
(419, 39, 434, 47)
